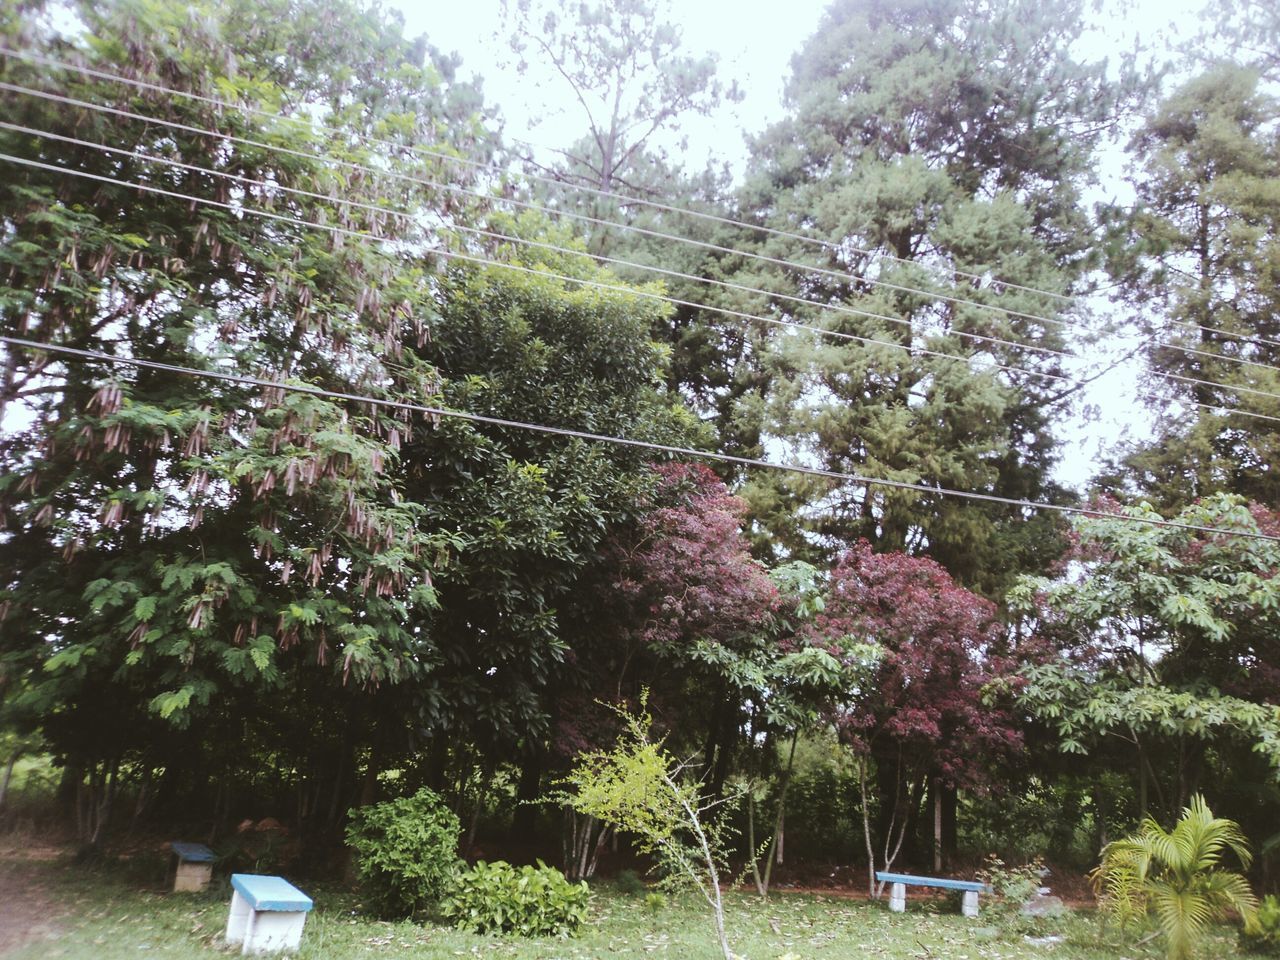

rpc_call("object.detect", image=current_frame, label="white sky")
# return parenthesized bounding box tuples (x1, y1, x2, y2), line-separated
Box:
(405, 0, 1213, 491)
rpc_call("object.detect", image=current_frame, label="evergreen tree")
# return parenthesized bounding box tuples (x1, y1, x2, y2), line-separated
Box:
(1102, 66, 1280, 508)
(735, 0, 1134, 586)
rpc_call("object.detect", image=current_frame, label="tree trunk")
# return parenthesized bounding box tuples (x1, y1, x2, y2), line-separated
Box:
(0, 749, 21, 811)
(510, 750, 542, 840)
(932, 779, 943, 874)
(941, 784, 958, 866)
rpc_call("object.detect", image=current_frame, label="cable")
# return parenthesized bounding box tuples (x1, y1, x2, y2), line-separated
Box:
(0, 47, 1074, 303)
(6, 148, 1280, 425)
(17, 45, 1280, 366)
(0, 81, 1076, 362)
(5, 69, 1276, 375)
(0, 117, 1068, 363)
(4, 333, 1277, 544)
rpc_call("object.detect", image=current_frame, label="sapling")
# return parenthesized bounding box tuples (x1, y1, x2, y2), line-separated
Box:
(561, 698, 740, 960)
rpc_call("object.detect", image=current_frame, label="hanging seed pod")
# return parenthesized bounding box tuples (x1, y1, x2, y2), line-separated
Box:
(100, 500, 124, 528)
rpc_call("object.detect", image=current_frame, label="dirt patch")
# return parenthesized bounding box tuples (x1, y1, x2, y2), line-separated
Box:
(0, 856, 67, 957)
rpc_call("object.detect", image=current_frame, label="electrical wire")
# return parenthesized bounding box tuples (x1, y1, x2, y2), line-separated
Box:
(0, 47, 1073, 303)
(3, 333, 1277, 544)
(0, 117, 1069, 364)
(4, 65, 1276, 372)
(0, 80, 1076, 362)
(6, 146, 1280, 424)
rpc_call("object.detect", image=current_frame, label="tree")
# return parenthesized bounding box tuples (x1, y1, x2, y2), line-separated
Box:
(1007, 496, 1280, 824)
(0, 0, 695, 848)
(390, 221, 698, 817)
(562, 698, 739, 960)
(815, 542, 1022, 893)
(1092, 794, 1257, 960)
(735, 0, 1134, 584)
(501, 0, 738, 249)
(498, 0, 766, 461)
(0, 0, 492, 846)
(1101, 66, 1280, 508)
(1208, 0, 1280, 83)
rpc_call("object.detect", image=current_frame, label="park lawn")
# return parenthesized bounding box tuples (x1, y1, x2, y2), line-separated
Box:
(1, 854, 1247, 960)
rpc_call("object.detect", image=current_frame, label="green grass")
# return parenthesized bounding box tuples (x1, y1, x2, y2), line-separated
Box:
(2, 855, 1251, 960)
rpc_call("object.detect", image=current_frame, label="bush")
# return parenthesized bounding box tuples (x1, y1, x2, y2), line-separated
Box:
(977, 854, 1045, 912)
(615, 868, 646, 895)
(1241, 895, 1280, 956)
(441, 860, 589, 936)
(345, 787, 462, 917)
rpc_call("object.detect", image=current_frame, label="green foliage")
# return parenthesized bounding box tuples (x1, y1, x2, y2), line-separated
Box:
(977, 855, 1045, 915)
(734, 0, 1129, 587)
(1240, 895, 1280, 956)
(614, 869, 646, 896)
(1091, 795, 1258, 960)
(345, 788, 462, 918)
(440, 859, 589, 937)
(560, 698, 737, 959)
(1105, 64, 1280, 508)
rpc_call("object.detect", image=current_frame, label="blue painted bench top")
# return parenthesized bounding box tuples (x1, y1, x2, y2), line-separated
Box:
(876, 871, 990, 893)
(170, 842, 215, 863)
(230, 874, 314, 913)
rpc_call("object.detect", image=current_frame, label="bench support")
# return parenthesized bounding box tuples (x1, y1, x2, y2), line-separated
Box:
(961, 890, 979, 918)
(175, 859, 213, 893)
(889, 881, 906, 913)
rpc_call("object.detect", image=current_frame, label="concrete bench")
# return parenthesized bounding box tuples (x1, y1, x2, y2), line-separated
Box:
(875, 871, 991, 917)
(170, 841, 215, 893)
(225, 873, 314, 954)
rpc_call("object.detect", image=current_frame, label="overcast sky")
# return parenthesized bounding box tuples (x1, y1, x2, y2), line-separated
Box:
(403, 0, 1213, 491)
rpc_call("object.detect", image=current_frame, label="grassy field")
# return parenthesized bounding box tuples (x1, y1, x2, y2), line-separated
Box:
(0, 851, 1250, 960)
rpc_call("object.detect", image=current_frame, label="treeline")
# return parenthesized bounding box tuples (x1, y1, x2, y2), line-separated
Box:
(2, 0, 1280, 887)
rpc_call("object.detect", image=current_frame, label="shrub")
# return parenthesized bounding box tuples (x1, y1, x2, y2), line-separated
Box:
(442, 860, 589, 936)
(1241, 895, 1280, 956)
(977, 854, 1045, 913)
(644, 891, 667, 914)
(615, 868, 646, 895)
(345, 787, 462, 918)
(1092, 794, 1257, 960)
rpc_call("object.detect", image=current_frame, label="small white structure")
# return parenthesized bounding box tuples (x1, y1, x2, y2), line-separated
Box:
(225, 873, 314, 954)
(170, 842, 215, 893)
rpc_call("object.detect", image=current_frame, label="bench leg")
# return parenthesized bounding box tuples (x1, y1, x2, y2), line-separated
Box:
(174, 860, 212, 893)
(243, 910, 306, 953)
(226, 889, 252, 945)
(961, 890, 979, 918)
(889, 881, 906, 913)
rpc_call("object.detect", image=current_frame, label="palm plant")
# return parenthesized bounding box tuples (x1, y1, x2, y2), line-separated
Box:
(1091, 794, 1258, 960)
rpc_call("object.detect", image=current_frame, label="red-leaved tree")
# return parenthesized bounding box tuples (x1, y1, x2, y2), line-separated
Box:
(554, 462, 778, 877)
(815, 541, 1022, 893)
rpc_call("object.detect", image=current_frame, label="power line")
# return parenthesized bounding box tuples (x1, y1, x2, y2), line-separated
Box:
(7, 147, 1280, 425)
(0, 47, 1073, 303)
(3, 333, 1277, 544)
(0, 80, 1076, 362)
(4, 68, 1277, 374)
(6, 103, 1280, 405)
(7, 145, 1280, 424)
(0, 117, 1068, 363)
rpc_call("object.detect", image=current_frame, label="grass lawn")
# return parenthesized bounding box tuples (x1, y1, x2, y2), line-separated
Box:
(0, 852, 1249, 960)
